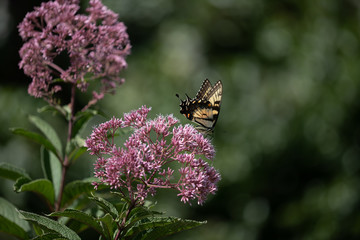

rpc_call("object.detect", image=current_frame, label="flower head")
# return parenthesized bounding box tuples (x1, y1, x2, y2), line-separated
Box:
(86, 106, 221, 205)
(18, 0, 131, 101)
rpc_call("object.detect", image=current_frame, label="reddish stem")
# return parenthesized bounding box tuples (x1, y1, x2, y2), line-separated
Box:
(54, 84, 76, 211)
(114, 199, 136, 240)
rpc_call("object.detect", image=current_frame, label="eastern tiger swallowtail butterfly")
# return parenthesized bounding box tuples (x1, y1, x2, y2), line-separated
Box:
(176, 79, 223, 134)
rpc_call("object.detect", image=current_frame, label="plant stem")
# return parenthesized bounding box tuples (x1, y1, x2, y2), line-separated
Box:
(114, 200, 136, 240)
(55, 84, 76, 211)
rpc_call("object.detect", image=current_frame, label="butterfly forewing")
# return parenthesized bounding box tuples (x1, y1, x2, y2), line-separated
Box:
(195, 79, 213, 100)
(206, 80, 222, 106)
(177, 79, 223, 135)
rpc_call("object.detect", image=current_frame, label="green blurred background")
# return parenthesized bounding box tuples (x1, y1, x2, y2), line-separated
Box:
(1, 0, 360, 239)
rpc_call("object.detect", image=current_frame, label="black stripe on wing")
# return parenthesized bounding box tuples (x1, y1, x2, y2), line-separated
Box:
(195, 79, 212, 100)
(177, 79, 223, 135)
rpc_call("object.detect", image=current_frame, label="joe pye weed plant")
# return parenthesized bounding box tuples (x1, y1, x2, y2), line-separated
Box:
(0, 0, 221, 239)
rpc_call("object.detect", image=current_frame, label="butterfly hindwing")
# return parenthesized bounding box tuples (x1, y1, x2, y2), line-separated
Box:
(193, 106, 217, 133)
(177, 79, 223, 134)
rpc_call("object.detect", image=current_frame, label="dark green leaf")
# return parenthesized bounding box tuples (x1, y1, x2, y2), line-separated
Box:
(0, 162, 31, 181)
(68, 146, 87, 163)
(98, 213, 116, 240)
(38, 105, 67, 117)
(14, 178, 55, 205)
(127, 206, 162, 223)
(0, 197, 30, 240)
(14, 177, 32, 191)
(31, 233, 64, 240)
(49, 209, 103, 236)
(63, 105, 72, 121)
(126, 216, 206, 240)
(11, 128, 61, 160)
(41, 147, 62, 199)
(89, 195, 119, 219)
(29, 115, 63, 157)
(64, 219, 89, 235)
(120, 206, 162, 238)
(61, 178, 103, 208)
(65, 136, 86, 163)
(19, 211, 81, 240)
(72, 109, 98, 138)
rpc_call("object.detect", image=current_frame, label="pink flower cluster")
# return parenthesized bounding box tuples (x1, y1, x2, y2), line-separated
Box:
(18, 0, 131, 100)
(85, 106, 221, 205)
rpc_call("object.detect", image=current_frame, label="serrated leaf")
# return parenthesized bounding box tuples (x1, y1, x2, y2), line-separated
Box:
(89, 195, 119, 219)
(29, 115, 63, 157)
(19, 211, 81, 240)
(126, 216, 206, 240)
(49, 209, 103, 236)
(41, 147, 62, 199)
(0, 197, 30, 240)
(14, 178, 55, 205)
(127, 206, 162, 223)
(61, 178, 102, 208)
(0, 162, 31, 181)
(120, 206, 162, 238)
(11, 128, 61, 160)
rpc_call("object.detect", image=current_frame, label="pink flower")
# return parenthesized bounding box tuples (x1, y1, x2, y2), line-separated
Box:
(86, 106, 221, 205)
(18, 0, 131, 101)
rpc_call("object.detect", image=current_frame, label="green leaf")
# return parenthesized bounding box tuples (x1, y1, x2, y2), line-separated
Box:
(31, 233, 64, 240)
(126, 216, 206, 240)
(13, 177, 32, 191)
(11, 128, 61, 160)
(63, 105, 72, 121)
(68, 146, 87, 163)
(0, 162, 31, 181)
(72, 109, 98, 138)
(19, 211, 81, 240)
(49, 209, 103, 236)
(38, 105, 67, 117)
(0, 197, 30, 240)
(66, 136, 86, 164)
(126, 205, 162, 223)
(120, 206, 162, 238)
(41, 147, 62, 199)
(89, 195, 119, 219)
(98, 213, 116, 240)
(61, 178, 103, 208)
(14, 178, 55, 205)
(29, 115, 63, 157)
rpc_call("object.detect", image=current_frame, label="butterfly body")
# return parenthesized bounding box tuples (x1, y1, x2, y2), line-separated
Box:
(176, 79, 223, 134)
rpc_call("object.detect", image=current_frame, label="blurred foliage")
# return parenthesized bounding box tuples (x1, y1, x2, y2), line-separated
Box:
(1, 0, 360, 239)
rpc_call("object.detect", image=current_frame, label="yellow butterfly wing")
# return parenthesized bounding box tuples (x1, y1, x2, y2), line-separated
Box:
(196, 79, 213, 100)
(193, 80, 223, 133)
(177, 79, 223, 135)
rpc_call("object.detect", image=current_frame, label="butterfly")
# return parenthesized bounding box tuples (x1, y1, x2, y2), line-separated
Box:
(176, 79, 223, 134)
